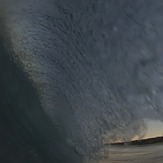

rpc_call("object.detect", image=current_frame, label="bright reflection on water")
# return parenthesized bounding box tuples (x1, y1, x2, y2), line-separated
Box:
(96, 119, 163, 163)
(105, 143, 163, 163)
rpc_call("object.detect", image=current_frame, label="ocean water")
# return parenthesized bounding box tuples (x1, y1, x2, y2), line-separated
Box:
(100, 143, 163, 163)
(1, 1, 163, 163)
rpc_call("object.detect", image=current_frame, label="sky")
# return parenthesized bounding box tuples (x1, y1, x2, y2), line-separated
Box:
(144, 119, 163, 139)
(132, 119, 163, 140)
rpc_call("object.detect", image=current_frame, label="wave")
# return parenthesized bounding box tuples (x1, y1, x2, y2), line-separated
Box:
(1, 1, 163, 162)
(0, 39, 82, 163)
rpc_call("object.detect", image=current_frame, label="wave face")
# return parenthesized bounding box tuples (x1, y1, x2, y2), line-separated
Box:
(1, 0, 163, 162)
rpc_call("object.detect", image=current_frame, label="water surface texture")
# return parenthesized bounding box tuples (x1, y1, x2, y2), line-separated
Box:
(0, 0, 163, 163)
(107, 144, 163, 163)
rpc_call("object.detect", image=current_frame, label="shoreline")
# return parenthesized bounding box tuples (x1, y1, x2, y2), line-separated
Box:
(109, 136, 163, 146)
